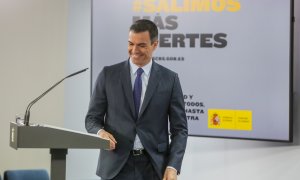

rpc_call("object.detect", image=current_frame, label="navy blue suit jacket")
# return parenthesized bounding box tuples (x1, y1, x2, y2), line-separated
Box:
(85, 60, 188, 179)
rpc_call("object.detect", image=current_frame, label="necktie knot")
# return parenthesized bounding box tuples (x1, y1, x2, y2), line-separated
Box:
(136, 68, 144, 76)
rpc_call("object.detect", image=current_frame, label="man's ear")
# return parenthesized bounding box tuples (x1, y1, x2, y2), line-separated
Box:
(152, 40, 159, 50)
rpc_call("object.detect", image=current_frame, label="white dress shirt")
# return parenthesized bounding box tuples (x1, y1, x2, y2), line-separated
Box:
(129, 58, 152, 150)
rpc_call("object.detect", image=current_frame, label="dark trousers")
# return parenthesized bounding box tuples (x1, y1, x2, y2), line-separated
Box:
(102, 151, 160, 180)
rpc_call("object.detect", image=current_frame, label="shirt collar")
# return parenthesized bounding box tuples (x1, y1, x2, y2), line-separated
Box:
(129, 58, 152, 76)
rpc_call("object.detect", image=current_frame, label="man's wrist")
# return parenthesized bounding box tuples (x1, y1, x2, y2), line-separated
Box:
(166, 166, 177, 174)
(97, 128, 104, 135)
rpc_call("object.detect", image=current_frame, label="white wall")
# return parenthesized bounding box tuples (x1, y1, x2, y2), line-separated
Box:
(65, 0, 95, 179)
(0, 0, 67, 176)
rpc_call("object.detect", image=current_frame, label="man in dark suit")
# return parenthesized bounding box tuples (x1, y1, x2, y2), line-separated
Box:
(85, 19, 188, 180)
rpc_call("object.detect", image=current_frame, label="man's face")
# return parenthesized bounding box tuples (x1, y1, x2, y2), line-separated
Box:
(128, 31, 158, 67)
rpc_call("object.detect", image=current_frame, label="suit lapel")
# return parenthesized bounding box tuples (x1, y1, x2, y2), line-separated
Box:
(138, 61, 161, 119)
(120, 60, 136, 118)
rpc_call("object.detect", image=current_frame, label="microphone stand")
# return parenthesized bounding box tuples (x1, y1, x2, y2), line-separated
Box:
(23, 68, 88, 126)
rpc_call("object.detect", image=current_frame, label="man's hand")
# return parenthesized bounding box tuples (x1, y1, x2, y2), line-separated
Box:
(163, 167, 177, 180)
(98, 129, 117, 150)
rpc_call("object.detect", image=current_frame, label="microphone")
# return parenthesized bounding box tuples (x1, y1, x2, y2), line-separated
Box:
(23, 68, 89, 126)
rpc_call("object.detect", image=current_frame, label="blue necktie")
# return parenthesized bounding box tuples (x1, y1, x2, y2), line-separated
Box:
(133, 68, 144, 120)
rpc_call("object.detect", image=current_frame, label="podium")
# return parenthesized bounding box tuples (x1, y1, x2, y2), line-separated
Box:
(9, 122, 109, 180)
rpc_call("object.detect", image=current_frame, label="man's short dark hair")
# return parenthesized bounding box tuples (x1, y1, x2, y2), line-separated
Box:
(130, 19, 158, 43)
